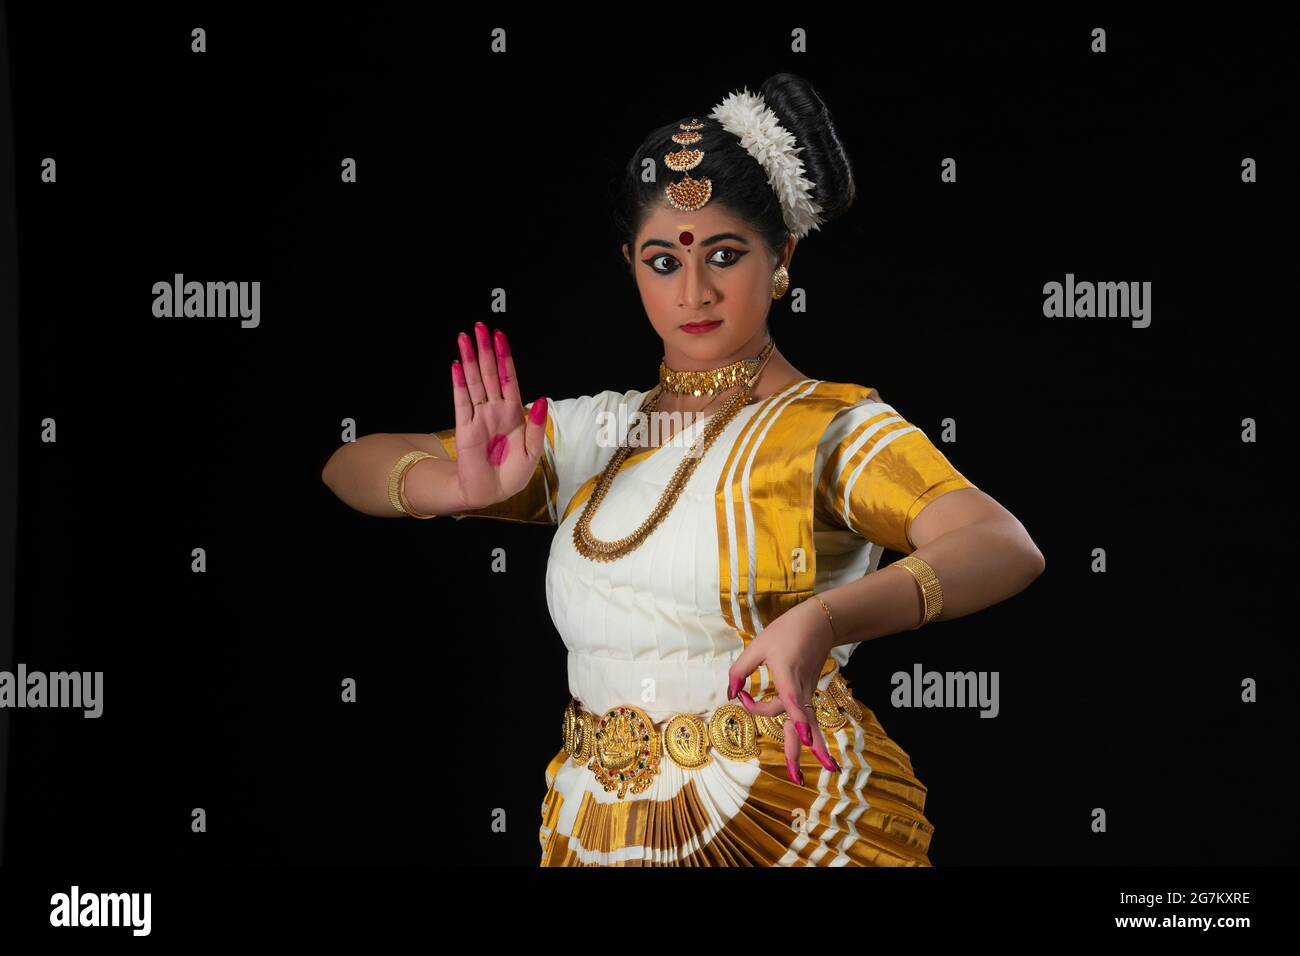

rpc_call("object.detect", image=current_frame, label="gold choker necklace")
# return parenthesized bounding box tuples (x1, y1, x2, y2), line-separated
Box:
(658, 342, 773, 396)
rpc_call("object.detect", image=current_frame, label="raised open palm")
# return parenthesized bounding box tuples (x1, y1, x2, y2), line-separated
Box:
(449, 322, 548, 511)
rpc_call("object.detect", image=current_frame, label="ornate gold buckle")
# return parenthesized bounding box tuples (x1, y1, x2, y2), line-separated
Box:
(589, 704, 662, 799)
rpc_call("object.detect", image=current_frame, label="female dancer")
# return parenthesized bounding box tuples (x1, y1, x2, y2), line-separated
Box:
(322, 74, 1045, 866)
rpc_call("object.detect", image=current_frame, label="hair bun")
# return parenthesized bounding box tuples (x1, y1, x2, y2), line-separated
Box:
(757, 73, 856, 227)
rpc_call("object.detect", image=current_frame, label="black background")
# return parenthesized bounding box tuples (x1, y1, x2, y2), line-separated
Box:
(2, 7, 1297, 869)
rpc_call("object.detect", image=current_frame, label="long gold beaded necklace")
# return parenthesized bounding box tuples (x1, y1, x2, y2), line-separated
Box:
(571, 339, 777, 562)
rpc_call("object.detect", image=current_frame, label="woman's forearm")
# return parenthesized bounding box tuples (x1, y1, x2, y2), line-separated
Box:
(817, 519, 1045, 646)
(321, 434, 466, 518)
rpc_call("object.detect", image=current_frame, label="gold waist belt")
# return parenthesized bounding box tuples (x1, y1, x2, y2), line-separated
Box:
(561, 670, 866, 798)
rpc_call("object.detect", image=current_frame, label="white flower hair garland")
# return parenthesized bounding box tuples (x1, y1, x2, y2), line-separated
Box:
(708, 86, 826, 240)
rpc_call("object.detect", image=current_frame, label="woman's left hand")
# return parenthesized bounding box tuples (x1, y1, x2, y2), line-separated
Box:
(725, 597, 842, 786)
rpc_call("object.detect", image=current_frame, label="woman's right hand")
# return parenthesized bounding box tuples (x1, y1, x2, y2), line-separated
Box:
(449, 322, 548, 511)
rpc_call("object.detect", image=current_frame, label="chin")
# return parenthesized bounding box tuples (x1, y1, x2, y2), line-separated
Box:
(680, 338, 734, 356)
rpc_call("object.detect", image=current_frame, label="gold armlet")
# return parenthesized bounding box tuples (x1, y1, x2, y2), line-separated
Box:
(890, 555, 943, 629)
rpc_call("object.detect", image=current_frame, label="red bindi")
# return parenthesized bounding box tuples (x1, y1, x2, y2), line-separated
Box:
(679, 231, 694, 246)
(486, 434, 509, 465)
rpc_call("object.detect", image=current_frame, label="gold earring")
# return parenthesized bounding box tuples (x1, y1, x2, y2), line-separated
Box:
(772, 264, 789, 300)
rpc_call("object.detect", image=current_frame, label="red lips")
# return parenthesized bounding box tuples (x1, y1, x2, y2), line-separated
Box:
(680, 320, 723, 333)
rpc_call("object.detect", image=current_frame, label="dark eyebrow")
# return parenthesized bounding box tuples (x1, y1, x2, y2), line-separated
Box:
(639, 232, 750, 253)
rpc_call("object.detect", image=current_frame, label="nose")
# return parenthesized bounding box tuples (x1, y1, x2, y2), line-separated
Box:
(678, 257, 716, 309)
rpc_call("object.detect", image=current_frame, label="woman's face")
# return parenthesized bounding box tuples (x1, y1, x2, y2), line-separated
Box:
(623, 201, 794, 368)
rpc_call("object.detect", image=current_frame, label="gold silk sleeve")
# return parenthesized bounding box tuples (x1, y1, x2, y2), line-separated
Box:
(430, 401, 559, 525)
(816, 406, 977, 554)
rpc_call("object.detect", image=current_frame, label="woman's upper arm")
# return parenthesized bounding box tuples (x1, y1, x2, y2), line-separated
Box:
(814, 393, 978, 554)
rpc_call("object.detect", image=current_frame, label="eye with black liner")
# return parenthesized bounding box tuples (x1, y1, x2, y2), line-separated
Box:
(642, 247, 748, 275)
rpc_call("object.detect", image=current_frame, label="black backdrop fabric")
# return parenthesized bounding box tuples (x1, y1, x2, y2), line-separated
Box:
(2, 6, 1296, 877)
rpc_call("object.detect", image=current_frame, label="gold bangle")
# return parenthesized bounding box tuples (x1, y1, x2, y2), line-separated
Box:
(813, 594, 840, 645)
(388, 450, 437, 518)
(890, 555, 943, 629)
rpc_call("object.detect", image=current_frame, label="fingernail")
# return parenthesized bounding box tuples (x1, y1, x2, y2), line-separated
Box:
(475, 323, 491, 348)
(451, 360, 465, 386)
(795, 721, 812, 746)
(458, 333, 473, 363)
(529, 397, 547, 424)
(494, 329, 510, 358)
(727, 678, 739, 699)
(737, 690, 754, 709)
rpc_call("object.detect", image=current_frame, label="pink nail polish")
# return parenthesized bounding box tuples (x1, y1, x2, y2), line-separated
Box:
(494, 329, 510, 358)
(451, 360, 465, 386)
(529, 397, 547, 424)
(795, 721, 812, 746)
(738, 690, 753, 708)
